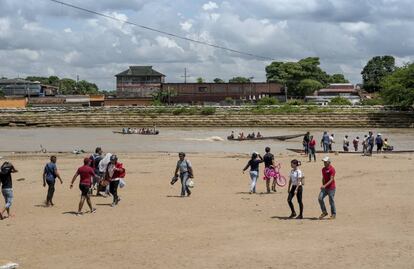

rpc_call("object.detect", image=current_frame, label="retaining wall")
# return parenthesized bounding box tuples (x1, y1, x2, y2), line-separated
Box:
(0, 106, 413, 128)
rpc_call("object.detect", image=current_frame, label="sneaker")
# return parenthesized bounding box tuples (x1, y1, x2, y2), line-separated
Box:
(288, 213, 297, 219)
(330, 214, 336, 220)
(296, 215, 303, 219)
(319, 212, 328, 219)
(111, 202, 116, 207)
(90, 208, 97, 213)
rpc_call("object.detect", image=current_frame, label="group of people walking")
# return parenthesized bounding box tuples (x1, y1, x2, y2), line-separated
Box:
(243, 147, 337, 220)
(0, 147, 127, 218)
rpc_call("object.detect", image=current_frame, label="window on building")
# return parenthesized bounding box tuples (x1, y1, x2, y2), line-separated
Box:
(198, 87, 207, 93)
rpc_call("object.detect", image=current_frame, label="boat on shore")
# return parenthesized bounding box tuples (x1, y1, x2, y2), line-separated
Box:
(286, 148, 414, 154)
(227, 133, 306, 141)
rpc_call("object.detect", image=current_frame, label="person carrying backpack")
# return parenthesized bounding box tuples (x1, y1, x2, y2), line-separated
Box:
(89, 147, 103, 195)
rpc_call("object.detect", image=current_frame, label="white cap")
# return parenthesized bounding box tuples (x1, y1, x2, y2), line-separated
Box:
(378, 133, 382, 136)
(322, 156, 331, 162)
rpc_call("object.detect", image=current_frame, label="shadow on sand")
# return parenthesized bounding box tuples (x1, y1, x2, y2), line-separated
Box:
(271, 216, 319, 221)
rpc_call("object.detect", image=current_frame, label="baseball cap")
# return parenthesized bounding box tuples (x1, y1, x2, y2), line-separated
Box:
(322, 156, 331, 162)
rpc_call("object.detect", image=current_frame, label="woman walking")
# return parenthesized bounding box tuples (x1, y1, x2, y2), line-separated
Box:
(242, 152, 263, 194)
(287, 159, 304, 219)
(106, 155, 126, 206)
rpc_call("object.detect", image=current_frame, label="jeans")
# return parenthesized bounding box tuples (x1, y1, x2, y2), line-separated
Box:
(180, 172, 191, 196)
(46, 180, 55, 203)
(249, 171, 258, 193)
(109, 180, 119, 204)
(323, 143, 329, 153)
(2, 188, 13, 209)
(318, 188, 336, 215)
(304, 143, 309, 155)
(308, 147, 316, 161)
(288, 185, 303, 215)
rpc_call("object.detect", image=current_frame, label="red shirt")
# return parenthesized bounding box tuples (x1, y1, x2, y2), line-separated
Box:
(322, 165, 336, 190)
(77, 165, 95, 187)
(309, 139, 316, 148)
(112, 162, 126, 179)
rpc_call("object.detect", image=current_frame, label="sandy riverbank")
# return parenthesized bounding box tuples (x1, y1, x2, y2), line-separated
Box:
(0, 151, 413, 268)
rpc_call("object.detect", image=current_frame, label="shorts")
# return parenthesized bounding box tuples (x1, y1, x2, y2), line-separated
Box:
(79, 184, 91, 196)
(2, 188, 13, 209)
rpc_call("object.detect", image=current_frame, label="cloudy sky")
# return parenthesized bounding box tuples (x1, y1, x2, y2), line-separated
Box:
(0, 0, 413, 89)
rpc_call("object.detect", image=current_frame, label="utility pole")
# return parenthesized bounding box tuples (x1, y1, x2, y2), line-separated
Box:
(284, 82, 288, 102)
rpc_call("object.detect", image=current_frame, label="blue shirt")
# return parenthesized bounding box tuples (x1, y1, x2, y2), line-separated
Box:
(44, 162, 57, 182)
(322, 134, 330, 144)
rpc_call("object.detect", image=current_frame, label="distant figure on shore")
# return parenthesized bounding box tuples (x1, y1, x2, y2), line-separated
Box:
(174, 152, 194, 197)
(0, 161, 18, 219)
(229, 131, 235, 139)
(256, 132, 262, 138)
(287, 159, 304, 219)
(243, 152, 263, 194)
(321, 131, 330, 153)
(263, 147, 276, 193)
(367, 131, 374, 156)
(376, 133, 384, 153)
(70, 158, 96, 215)
(343, 135, 350, 152)
(383, 138, 394, 151)
(329, 134, 335, 152)
(318, 156, 336, 220)
(43, 156, 63, 207)
(303, 132, 310, 155)
(308, 135, 316, 162)
(362, 135, 368, 155)
(353, 136, 359, 152)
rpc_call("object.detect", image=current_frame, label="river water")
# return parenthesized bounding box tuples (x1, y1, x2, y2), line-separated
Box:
(1, 127, 413, 154)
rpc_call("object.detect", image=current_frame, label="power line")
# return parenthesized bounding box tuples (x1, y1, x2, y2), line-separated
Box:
(49, 0, 276, 61)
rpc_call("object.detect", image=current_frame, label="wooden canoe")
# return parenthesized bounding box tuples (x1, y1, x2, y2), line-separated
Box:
(227, 133, 306, 141)
(113, 131, 159, 135)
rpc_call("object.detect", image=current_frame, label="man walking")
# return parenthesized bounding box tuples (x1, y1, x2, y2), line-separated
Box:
(174, 152, 194, 197)
(89, 147, 103, 195)
(70, 158, 96, 215)
(43, 156, 63, 207)
(321, 132, 330, 153)
(318, 156, 336, 220)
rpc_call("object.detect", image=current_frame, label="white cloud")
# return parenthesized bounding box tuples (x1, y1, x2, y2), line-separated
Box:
(16, 49, 40, 61)
(63, 28, 72, 33)
(155, 36, 184, 53)
(0, 18, 11, 38)
(202, 1, 219, 11)
(180, 20, 193, 32)
(63, 51, 80, 64)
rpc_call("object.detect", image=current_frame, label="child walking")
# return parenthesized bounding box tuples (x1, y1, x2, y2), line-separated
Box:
(287, 159, 304, 219)
(243, 152, 263, 194)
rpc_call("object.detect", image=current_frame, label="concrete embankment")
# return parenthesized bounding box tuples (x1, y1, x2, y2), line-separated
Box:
(0, 106, 413, 128)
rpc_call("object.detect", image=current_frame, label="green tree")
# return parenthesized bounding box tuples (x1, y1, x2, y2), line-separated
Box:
(296, 79, 323, 96)
(213, 78, 225, 83)
(59, 78, 77, 94)
(196, 77, 204, 83)
(76, 80, 99, 94)
(266, 57, 330, 97)
(229, 76, 251, 83)
(380, 63, 414, 108)
(48, 76, 60, 86)
(329, 74, 349, 83)
(257, 96, 280, 105)
(361, 55, 396, 93)
(0, 89, 4, 97)
(329, 97, 352, 106)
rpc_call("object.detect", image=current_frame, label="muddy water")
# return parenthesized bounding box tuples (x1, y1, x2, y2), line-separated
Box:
(0, 127, 413, 154)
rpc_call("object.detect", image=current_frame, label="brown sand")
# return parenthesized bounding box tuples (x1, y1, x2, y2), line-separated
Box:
(0, 152, 413, 269)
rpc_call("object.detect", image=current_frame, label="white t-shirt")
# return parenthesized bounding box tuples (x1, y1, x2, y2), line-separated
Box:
(290, 169, 303, 186)
(177, 159, 192, 173)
